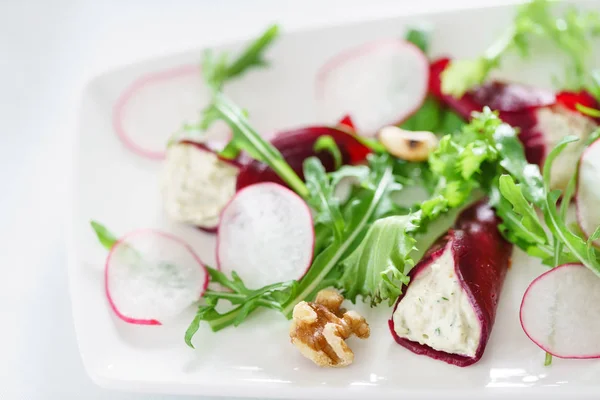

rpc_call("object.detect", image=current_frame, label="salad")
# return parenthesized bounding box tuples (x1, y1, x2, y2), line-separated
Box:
(92, 0, 600, 369)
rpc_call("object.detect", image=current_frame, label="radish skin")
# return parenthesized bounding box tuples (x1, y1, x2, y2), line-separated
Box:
(105, 230, 209, 325)
(217, 183, 314, 289)
(114, 65, 226, 160)
(316, 39, 429, 136)
(520, 263, 600, 359)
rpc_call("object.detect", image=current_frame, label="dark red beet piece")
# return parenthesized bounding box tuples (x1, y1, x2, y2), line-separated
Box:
(556, 90, 600, 124)
(429, 58, 554, 166)
(337, 114, 356, 133)
(236, 126, 371, 190)
(388, 201, 512, 367)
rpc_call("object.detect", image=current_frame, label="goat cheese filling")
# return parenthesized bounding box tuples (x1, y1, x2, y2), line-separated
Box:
(161, 143, 238, 228)
(392, 246, 481, 357)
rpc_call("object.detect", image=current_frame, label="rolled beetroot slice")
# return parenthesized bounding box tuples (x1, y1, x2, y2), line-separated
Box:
(429, 58, 600, 168)
(388, 201, 512, 367)
(429, 58, 550, 166)
(236, 126, 371, 190)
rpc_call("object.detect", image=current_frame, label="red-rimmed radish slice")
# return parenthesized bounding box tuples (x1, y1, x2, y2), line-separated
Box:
(217, 182, 314, 289)
(105, 230, 209, 325)
(113, 65, 230, 160)
(520, 263, 600, 359)
(576, 138, 600, 246)
(161, 141, 240, 232)
(316, 39, 429, 136)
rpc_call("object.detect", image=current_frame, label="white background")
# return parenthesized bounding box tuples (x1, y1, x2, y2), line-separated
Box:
(0, 0, 504, 398)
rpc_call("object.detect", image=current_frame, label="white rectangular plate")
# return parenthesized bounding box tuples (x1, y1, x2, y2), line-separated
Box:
(69, 1, 600, 398)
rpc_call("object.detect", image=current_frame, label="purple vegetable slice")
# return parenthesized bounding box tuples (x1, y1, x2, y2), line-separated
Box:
(388, 201, 512, 367)
(236, 126, 371, 190)
(430, 58, 599, 190)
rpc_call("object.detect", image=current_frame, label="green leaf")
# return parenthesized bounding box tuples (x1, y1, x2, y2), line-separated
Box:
(90, 221, 118, 250)
(441, 0, 600, 96)
(281, 156, 396, 316)
(400, 97, 442, 132)
(203, 24, 280, 90)
(405, 26, 431, 53)
(438, 110, 466, 134)
(498, 175, 547, 244)
(575, 103, 600, 118)
(542, 136, 580, 191)
(340, 215, 413, 306)
(303, 157, 345, 241)
(313, 135, 342, 170)
(184, 266, 298, 345)
(442, 58, 494, 98)
(201, 92, 309, 198)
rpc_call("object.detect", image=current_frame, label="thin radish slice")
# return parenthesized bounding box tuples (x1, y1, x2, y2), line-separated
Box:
(316, 39, 429, 136)
(576, 138, 600, 246)
(113, 65, 229, 160)
(217, 182, 314, 289)
(105, 230, 209, 325)
(520, 263, 600, 359)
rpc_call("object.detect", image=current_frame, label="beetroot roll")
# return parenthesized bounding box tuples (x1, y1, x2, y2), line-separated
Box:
(429, 58, 599, 190)
(389, 201, 512, 367)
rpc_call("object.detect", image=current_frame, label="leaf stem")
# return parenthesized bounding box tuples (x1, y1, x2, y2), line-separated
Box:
(213, 93, 309, 198)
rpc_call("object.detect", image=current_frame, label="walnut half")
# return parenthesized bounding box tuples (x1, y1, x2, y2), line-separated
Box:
(289, 289, 370, 367)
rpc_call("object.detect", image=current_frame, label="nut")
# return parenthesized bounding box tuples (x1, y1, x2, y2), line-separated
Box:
(289, 290, 370, 368)
(378, 126, 438, 162)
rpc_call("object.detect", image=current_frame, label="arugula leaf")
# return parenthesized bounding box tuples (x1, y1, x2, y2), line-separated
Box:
(498, 176, 547, 245)
(313, 135, 342, 170)
(281, 155, 396, 316)
(405, 26, 431, 54)
(185, 267, 297, 347)
(442, 0, 600, 97)
(203, 24, 280, 90)
(170, 26, 280, 147)
(303, 157, 345, 241)
(201, 92, 309, 198)
(90, 221, 118, 250)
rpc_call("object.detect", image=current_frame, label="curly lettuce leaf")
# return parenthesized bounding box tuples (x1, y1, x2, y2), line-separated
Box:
(442, 0, 600, 97)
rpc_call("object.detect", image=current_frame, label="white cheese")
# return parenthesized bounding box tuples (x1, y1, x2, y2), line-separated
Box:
(535, 105, 597, 191)
(392, 246, 481, 357)
(161, 143, 238, 228)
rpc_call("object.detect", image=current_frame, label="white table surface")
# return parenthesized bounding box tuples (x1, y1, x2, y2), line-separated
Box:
(0, 0, 503, 398)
